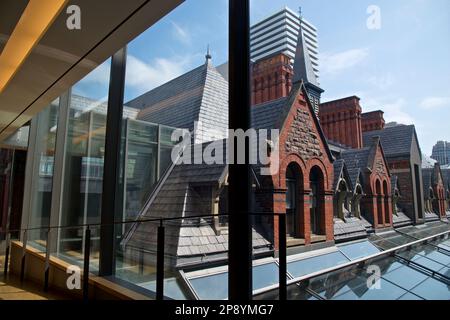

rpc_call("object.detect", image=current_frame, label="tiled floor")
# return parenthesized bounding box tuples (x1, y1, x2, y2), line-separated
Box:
(0, 275, 67, 300)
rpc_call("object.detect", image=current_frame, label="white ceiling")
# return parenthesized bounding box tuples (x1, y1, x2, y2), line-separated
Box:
(0, 0, 183, 142)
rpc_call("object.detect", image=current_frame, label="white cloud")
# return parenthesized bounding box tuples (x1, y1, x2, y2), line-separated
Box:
(78, 60, 111, 85)
(125, 55, 192, 96)
(367, 73, 395, 90)
(420, 96, 450, 110)
(361, 96, 415, 125)
(320, 48, 369, 75)
(170, 21, 191, 45)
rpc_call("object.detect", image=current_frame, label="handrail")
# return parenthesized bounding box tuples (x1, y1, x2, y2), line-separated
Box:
(254, 228, 450, 297)
(0, 212, 284, 235)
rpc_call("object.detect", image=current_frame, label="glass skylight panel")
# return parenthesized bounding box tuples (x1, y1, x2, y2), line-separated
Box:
(189, 272, 228, 300)
(298, 261, 410, 300)
(410, 277, 450, 300)
(382, 265, 429, 291)
(186, 261, 280, 300)
(253, 262, 280, 291)
(287, 251, 349, 278)
(337, 240, 380, 260)
(138, 277, 189, 300)
(398, 292, 424, 300)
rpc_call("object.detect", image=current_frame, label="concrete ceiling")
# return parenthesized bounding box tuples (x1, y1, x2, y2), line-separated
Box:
(0, 0, 183, 142)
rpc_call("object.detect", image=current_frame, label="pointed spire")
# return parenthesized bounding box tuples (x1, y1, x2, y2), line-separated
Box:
(205, 44, 212, 63)
(292, 26, 319, 87)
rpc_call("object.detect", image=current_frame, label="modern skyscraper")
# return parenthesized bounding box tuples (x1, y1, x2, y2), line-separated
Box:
(431, 141, 450, 166)
(250, 6, 320, 82)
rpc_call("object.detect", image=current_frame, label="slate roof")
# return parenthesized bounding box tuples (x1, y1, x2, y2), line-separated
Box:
(333, 217, 367, 242)
(251, 97, 287, 129)
(392, 211, 413, 228)
(339, 148, 370, 189)
(362, 125, 418, 159)
(333, 159, 353, 192)
(127, 60, 228, 144)
(292, 25, 320, 88)
(122, 140, 272, 267)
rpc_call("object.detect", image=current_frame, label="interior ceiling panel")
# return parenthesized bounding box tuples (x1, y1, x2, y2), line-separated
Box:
(0, 0, 183, 142)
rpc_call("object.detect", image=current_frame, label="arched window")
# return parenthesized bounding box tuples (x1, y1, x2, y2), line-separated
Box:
(375, 180, 383, 226)
(383, 181, 390, 224)
(310, 166, 325, 235)
(286, 163, 303, 238)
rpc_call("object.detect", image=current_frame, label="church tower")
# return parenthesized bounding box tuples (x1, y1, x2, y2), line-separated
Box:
(292, 20, 324, 116)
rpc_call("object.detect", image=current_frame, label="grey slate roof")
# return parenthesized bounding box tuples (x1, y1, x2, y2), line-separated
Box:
(127, 60, 228, 144)
(333, 217, 368, 242)
(362, 125, 417, 159)
(292, 26, 320, 87)
(339, 148, 370, 189)
(251, 97, 287, 129)
(122, 140, 271, 267)
(333, 159, 353, 192)
(392, 211, 412, 228)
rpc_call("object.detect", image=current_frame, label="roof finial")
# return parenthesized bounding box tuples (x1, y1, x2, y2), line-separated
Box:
(205, 44, 212, 61)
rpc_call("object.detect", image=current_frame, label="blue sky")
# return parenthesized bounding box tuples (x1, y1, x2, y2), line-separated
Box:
(79, 0, 450, 155)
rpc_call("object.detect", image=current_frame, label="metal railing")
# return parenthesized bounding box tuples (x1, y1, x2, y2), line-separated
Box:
(0, 212, 288, 301)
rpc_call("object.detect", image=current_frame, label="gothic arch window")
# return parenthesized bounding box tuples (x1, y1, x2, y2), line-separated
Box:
(375, 179, 383, 226)
(383, 180, 390, 224)
(309, 166, 325, 235)
(286, 163, 304, 238)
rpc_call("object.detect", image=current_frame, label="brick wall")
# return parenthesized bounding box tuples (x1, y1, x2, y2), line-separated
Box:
(362, 110, 385, 132)
(319, 96, 363, 149)
(255, 88, 334, 249)
(251, 53, 293, 105)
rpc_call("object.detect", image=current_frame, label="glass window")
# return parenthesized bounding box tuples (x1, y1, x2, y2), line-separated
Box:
(189, 272, 228, 300)
(253, 263, 280, 291)
(287, 251, 349, 278)
(338, 240, 380, 260)
(113, 0, 229, 298)
(410, 277, 450, 300)
(26, 99, 59, 248)
(57, 59, 111, 270)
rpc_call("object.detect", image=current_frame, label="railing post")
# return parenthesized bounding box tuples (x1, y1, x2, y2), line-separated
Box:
(139, 249, 144, 275)
(156, 220, 165, 301)
(278, 214, 287, 300)
(20, 229, 28, 283)
(83, 227, 91, 301)
(44, 228, 51, 291)
(3, 232, 10, 278)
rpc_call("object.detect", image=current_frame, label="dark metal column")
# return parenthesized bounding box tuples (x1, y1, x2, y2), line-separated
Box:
(99, 47, 127, 276)
(228, 0, 252, 300)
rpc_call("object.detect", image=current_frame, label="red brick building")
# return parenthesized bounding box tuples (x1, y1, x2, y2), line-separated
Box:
(319, 96, 363, 149)
(361, 110, 385, 133)
(252, 82, 335, 248)
(340, 137, 392, 229)
(422, 163, 447, 219)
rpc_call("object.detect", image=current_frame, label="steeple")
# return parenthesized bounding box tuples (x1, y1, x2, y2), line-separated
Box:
(292, 20, 324, 116)
(205, 44, 212, 64)
(293, 26, 319, 87)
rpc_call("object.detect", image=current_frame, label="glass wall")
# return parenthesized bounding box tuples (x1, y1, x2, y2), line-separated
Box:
(113, 0, 229, 298)
(24, 99, 59, 247)
(57, 60, 111, 269)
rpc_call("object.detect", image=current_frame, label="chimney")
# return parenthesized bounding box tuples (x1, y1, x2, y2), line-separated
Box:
(361, 110, 385, 132)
